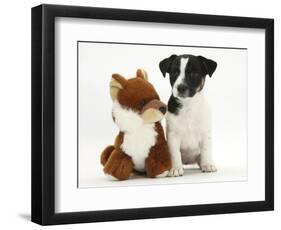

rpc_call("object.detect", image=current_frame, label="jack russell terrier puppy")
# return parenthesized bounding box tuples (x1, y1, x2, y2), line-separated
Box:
(159, 54, 217, 176)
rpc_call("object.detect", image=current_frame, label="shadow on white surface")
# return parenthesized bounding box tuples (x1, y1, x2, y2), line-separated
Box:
(79, 164, 247, 188)
(18, 213, 30, 222)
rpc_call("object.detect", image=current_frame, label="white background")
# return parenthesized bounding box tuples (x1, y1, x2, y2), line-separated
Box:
(0, 0, 279, 229)
(78, 42, 248, 188)
(56, 17, 264, 213)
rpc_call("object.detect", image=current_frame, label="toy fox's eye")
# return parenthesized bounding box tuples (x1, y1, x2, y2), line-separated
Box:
(137, 99, 147, 110)
(141, 100, 146, 106)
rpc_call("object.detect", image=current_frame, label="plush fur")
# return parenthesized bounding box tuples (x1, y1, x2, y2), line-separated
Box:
(101, 69, 172, 180)
(159, 54, 217, 176)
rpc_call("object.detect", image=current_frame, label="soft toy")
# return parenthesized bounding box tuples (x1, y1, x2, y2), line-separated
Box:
(100, 69, 172, 180)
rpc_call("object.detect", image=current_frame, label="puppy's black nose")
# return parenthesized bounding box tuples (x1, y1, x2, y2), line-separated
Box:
(177, 84, 188, 94)
(159, 106, 167, 114)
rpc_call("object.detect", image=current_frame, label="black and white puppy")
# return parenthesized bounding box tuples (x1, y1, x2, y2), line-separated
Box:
(159, 54, 217, 176)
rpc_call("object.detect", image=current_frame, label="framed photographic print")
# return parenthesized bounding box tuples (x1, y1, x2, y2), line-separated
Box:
(31, 4, 274, 225)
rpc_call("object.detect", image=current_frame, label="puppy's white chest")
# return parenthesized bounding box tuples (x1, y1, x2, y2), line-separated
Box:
(167, 106, 203, 151)
(121, 124, 157, 171)
(179, 111, 201, 149)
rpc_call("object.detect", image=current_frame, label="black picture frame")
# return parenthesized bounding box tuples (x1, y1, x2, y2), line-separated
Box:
(31, 4, 274, 225)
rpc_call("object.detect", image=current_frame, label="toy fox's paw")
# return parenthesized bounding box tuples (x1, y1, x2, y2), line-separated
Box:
(145, 144, 172, 178)
(104, 174, 119, 181)
(155, 170, 169, 178)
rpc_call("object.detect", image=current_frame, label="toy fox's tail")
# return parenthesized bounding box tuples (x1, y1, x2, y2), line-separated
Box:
(100, 145, 115, 166)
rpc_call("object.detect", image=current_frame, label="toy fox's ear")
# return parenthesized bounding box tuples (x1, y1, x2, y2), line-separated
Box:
(136, 69, 148, 81)
(112, 73, 127, 86)
(110, 74, 127, 100)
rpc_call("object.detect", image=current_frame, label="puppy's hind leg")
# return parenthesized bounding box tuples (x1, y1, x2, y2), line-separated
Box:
(199, 133, 217, 172)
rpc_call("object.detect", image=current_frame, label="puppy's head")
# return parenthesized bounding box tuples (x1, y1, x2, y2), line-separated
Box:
(110, 69, 167, 131)
(159, 54, 217, 99)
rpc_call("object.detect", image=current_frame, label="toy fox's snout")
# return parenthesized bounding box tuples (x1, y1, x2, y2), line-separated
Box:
(141, 99, 167, 115)
(141, 99, 167, 123)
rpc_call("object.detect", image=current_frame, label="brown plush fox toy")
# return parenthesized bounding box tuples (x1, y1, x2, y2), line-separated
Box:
(100, 69, 172, 180)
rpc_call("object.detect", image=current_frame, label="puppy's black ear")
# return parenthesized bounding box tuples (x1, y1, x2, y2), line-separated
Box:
(198, 56, 217, 77)
(159, 55, 177, 77)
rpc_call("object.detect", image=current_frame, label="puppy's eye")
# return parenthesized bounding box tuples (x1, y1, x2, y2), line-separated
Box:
(173, 70, 180, 75)
(191, 73, 199, 79)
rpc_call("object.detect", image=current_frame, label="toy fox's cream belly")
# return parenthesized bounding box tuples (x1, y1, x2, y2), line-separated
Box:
(121, 124, 158, 172)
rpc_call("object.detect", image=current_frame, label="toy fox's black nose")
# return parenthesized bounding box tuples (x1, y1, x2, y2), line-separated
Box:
(159, 106, 167, 114)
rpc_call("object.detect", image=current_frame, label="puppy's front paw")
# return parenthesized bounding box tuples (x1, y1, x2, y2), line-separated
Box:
(168, 167, 184, 177)
(200, 163, 217, 172)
